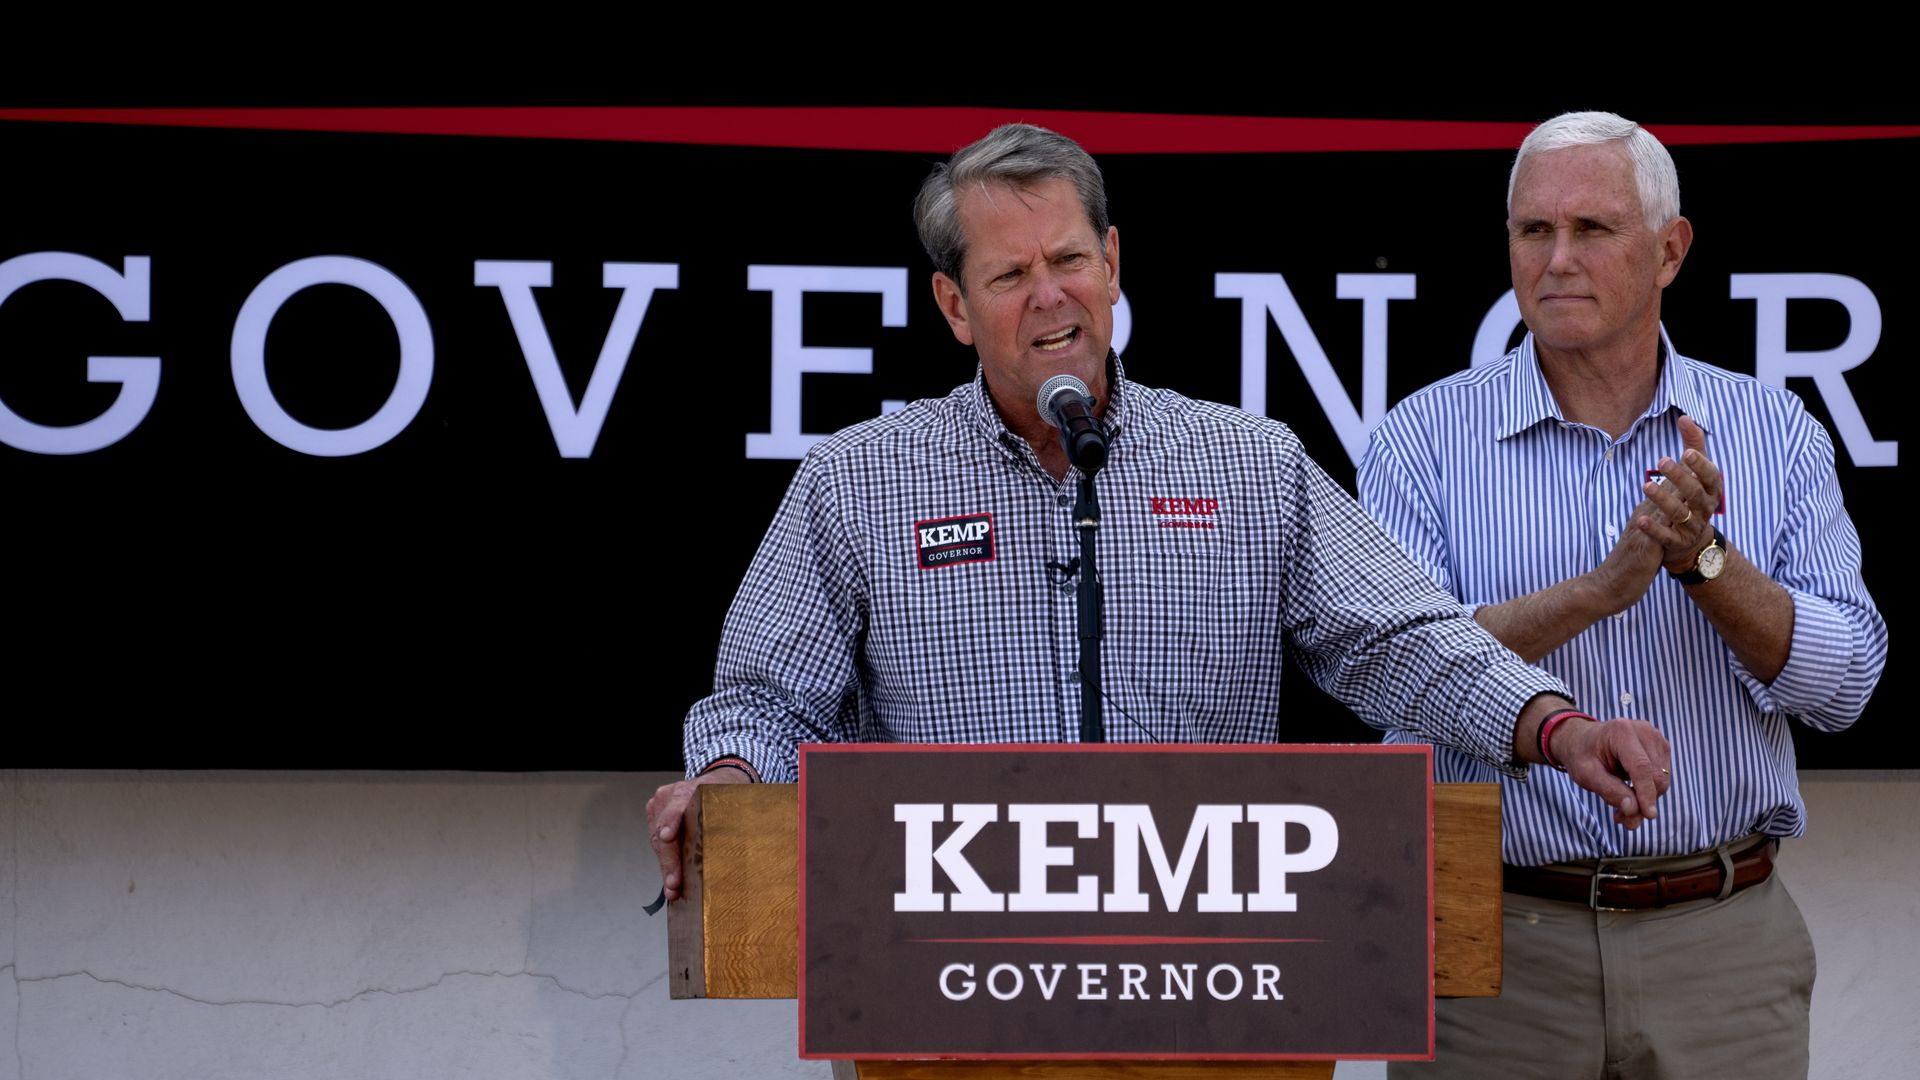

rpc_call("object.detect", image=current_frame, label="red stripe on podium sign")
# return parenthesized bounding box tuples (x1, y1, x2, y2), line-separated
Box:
(909, 935, 1325, 945)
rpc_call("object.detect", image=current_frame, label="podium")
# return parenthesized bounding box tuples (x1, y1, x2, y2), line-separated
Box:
(669, 781, 1503, 1078)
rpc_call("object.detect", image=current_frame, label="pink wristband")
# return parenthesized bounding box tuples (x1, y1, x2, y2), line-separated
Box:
(1537, 709, 1596, 771)
(700, 757, 760, 782)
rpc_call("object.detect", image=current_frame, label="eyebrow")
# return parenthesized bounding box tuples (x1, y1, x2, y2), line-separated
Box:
(970, 256, 1026, 288)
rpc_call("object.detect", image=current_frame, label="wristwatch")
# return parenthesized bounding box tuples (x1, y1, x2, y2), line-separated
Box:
(1669, 526, 1727, 585)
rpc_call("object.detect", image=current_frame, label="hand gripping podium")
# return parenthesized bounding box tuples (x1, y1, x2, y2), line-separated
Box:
(668, 746, 1503, 1078)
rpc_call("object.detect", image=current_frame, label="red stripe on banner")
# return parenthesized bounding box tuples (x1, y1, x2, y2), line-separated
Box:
(1, 106, 1918, 153)
(907, 935, 1324, 945)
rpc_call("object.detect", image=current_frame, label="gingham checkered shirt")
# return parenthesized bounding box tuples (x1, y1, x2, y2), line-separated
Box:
(686, 359, 1568, 783)
(1360, 329, 1887, 864)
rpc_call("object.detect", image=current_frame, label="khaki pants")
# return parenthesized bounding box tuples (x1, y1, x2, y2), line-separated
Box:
(1392, 870, 1815, 1080)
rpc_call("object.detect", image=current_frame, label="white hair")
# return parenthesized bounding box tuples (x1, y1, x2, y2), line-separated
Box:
(1508, 111, 1680, 232)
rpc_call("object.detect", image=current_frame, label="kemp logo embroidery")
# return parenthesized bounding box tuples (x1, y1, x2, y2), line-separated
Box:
(915, 512, 995, 569)
(1149, 497, 1219, 530)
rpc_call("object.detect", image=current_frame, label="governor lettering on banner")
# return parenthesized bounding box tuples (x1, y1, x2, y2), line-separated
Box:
(476, 259, 679, 458)
(231, 256, 434, 457)
(1214, 272, 1415, 467)
(0, 252, 158, 455)
(745, 265, 908, 461)
(1732, 272, 1898, 467)
(799, 745, 1434, 1061)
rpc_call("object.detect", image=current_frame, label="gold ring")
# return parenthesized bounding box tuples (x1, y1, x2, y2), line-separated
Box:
(1675, 509, 1692, 525)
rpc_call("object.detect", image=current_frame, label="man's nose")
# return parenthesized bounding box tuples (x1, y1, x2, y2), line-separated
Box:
(1547, 227, 1579, 274)
(1028, 264, 1068, 308)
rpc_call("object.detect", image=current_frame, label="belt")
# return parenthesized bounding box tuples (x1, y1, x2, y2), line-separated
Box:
(1504, 836, 1777, 912)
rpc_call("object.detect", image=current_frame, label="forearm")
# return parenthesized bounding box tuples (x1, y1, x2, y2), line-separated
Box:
(1680, 543, 1794, 684)
(1473, 577, 1613, 663)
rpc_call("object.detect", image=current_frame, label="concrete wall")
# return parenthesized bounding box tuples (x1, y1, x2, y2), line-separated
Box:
(2, 770, 1912, 1080)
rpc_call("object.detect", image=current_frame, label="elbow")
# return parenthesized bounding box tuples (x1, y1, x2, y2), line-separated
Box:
(1781, 654, 1885, 734)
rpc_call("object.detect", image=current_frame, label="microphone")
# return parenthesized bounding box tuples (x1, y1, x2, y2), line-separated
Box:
(1035, 374, 1109, 473)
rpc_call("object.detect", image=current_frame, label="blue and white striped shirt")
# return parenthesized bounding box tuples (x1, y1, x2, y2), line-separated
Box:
(1359, 329, 1887, 865)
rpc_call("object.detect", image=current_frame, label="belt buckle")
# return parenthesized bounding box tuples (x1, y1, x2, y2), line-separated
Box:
(1588, 864, 1636, 912)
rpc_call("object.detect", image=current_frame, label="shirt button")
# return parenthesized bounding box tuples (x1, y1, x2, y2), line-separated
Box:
(1057, 495, 1070, 507)
(1612, 611, 1626, 622)
(1604, 524, 1618, 539)
(1604, 449, 1614, 462)
(1618, 691, 1634, 708)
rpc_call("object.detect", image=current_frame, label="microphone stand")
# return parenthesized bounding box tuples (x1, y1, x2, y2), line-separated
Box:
(1037, 370, 1111, 745)
(1073, 465, 1104, 744)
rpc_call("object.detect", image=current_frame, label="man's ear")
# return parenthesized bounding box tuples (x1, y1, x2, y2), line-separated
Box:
(932, 271, 973, 346)
(1656, 216, 1693, 289)
(1104, 225, 1120, 304)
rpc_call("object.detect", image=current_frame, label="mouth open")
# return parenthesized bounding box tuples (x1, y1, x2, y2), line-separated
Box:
(1034, 326, 1079, 352)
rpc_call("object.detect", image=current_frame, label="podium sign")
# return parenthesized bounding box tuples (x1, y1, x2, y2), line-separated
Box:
(799, 744, 1434, 1061)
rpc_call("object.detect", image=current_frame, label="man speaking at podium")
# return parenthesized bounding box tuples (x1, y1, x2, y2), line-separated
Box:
(1360, 112, 1887, 1077)
(651, 123, 1671, 906)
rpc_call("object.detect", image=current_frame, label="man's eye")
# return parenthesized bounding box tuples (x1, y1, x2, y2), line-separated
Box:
(997, 269, 1022, 283)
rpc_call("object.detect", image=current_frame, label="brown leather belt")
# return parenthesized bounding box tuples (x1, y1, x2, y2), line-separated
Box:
(1504, 837, 1777, 911)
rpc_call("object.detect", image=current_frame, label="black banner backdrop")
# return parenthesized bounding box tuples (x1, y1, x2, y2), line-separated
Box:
(0, 103, 1904, 767)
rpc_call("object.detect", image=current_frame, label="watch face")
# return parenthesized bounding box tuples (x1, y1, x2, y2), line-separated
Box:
(1698, 542, 1728, 580)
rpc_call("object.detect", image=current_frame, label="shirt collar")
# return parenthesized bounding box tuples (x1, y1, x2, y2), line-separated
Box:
(1498, 324, 1711, 440)
(965, 350, 1131, 458)
(1658, 326, 1711, 436)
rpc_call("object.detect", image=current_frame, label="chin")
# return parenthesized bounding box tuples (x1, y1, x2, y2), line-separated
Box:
(1529, 319, 1599, 349)
(1028, 351, 1098, 379)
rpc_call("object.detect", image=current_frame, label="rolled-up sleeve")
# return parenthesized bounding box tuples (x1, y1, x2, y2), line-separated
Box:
(1732, 416, 1887, 730)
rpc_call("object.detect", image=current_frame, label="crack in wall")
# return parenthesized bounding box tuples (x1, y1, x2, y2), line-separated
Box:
(2, 775, 677, 1080)
(12, 770, 23, 1080)
(9, 975, 17, 1080)
(613, 994, 636, 1078)
(12, 968, 645, 1011)
(521, 775, 537, 975)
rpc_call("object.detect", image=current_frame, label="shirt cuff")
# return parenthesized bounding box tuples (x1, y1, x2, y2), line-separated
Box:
(1733, 587, 1853, 726)
(1457, 660, 1570, 780)
(687, 736, 794, 784)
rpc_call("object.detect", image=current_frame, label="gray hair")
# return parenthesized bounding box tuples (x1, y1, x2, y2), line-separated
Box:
(1508, 111, 1680, 232)
(914, 123, 1110, 287)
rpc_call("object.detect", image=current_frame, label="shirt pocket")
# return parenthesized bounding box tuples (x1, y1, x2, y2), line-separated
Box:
(1105, 522, 1275, 738)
